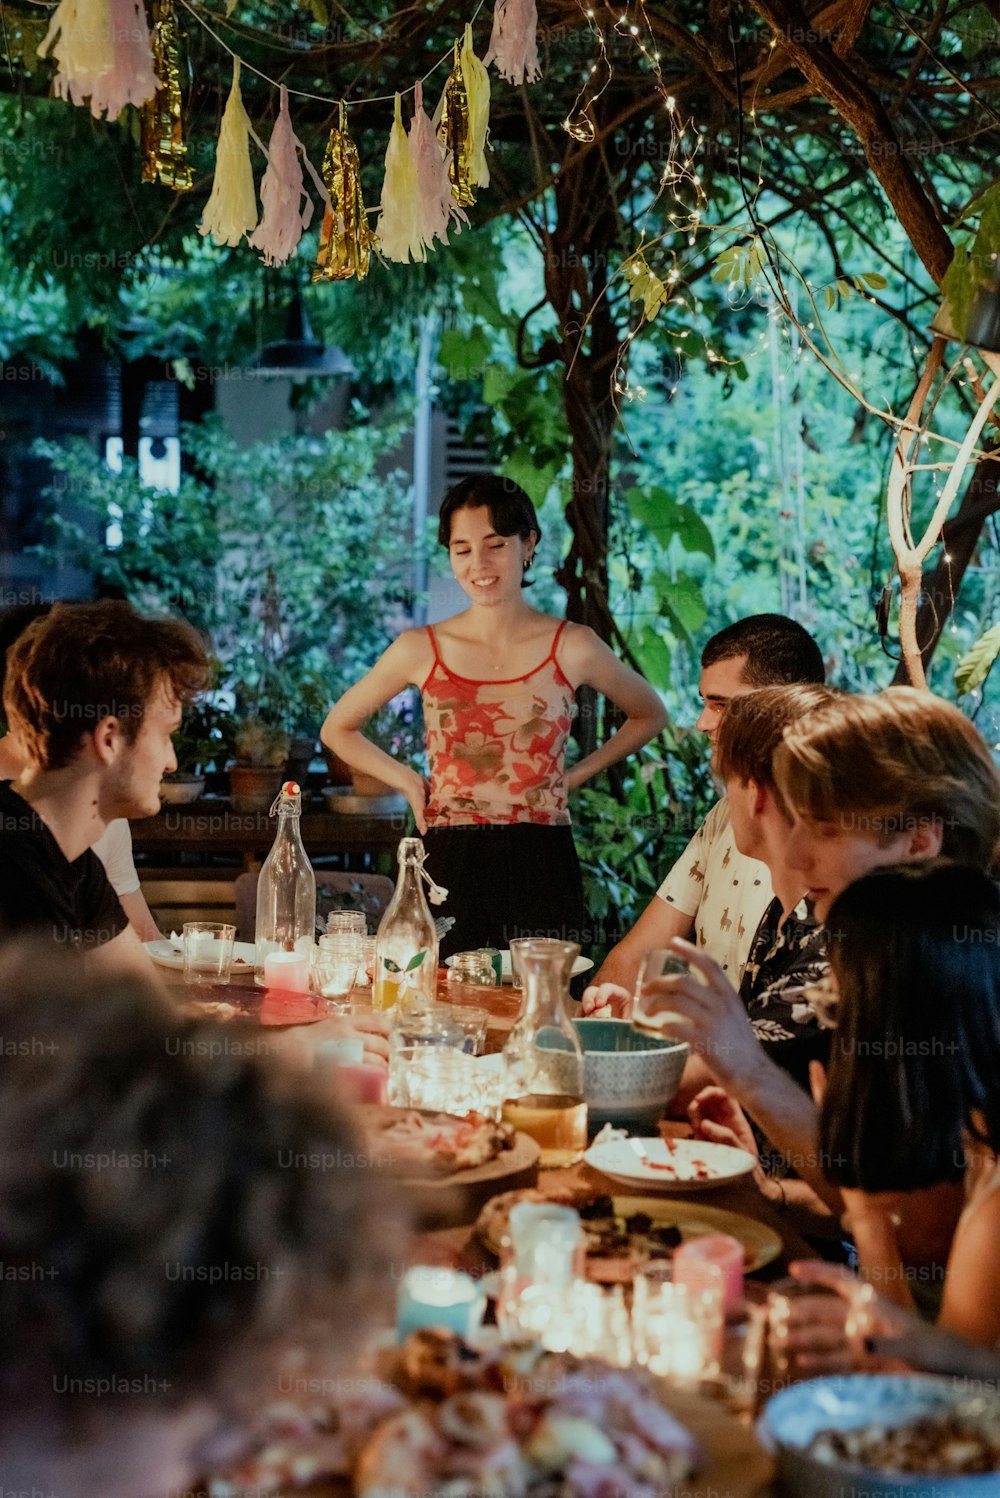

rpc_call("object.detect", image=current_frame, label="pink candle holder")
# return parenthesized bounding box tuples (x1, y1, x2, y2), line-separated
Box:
(672, 1233, 744, 1313)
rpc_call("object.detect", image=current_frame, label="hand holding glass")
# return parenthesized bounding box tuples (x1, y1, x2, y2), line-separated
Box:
(631, 948, 691, 1037)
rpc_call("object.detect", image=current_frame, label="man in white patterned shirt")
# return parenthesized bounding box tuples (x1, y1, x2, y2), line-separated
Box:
(583, 614, 825, 1008)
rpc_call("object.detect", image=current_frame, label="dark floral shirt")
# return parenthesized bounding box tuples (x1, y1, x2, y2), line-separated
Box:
(740, 895, 831, 1096)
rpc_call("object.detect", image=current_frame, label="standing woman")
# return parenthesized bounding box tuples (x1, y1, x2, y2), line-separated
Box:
(322, 476, 667, 958)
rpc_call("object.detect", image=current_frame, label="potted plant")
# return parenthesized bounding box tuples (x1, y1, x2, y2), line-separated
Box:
(161, 702, 237, 804)
(228, 718, 291, 812)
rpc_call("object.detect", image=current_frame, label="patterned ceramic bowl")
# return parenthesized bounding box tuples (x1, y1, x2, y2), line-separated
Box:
(572, 1019, 689, 1132)
(759, 1374, 1000, 1498)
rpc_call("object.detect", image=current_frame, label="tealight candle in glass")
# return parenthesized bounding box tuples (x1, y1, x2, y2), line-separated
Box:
(397, 1267, 485, 1342)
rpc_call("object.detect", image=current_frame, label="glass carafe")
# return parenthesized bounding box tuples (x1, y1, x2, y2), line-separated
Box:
(254, 781, 317, 985)
(373, 836, 439, 1013)
(501, 938, 587, 1166)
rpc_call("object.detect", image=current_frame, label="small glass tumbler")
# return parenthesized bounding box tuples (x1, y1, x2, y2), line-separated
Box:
(446, 1005, 490, 1056)
(631, 947, 691, 1037)
(182, 922, 236, 986)
(314, 931, 362, 1013)
(765, 1276, 846, 1390)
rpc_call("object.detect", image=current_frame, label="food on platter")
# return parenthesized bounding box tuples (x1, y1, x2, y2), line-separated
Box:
(209, 1332, 703, 1498)
(805, 1413, 1000, 1476)
(178, 999, 242, 1022)
(365, 1109, 515, 1177)
(478, 1188, 776, 1283)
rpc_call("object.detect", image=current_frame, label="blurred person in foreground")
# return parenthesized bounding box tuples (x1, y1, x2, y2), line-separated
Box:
(765, 863, 1000, 1376)
(0, 601, 161, 942)
(584, 613, 825, 1008)
(0, 946, 394, 1498)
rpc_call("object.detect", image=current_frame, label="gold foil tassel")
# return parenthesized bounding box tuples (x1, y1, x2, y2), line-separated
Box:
(312, 101, 374, 282)
(437, 26, 490, 207)
(141, 0, 193, 189)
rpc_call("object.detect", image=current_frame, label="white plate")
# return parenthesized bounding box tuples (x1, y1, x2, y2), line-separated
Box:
(446, 950, 594, 984)
(584, 1135, 757, 1192)
(145, 938, 257, 973)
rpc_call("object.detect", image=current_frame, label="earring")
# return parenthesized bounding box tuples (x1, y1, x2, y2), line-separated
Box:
(523, 556, 534, 572)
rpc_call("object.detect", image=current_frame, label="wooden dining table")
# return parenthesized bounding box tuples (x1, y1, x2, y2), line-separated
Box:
(163, 966, 814, 1277)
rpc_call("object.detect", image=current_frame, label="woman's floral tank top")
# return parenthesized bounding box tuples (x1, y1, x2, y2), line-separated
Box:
(421, 621, 575, 827)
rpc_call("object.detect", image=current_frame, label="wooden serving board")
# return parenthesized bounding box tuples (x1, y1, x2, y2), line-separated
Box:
(364, 1106, 540, 1228)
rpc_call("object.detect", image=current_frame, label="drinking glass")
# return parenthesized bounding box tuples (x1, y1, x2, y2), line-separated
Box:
(445, 1005, 490, 1056)
(314, 931, 362, 1013)
(715, 1298, 768, 1418)
(631, 947, 690, 1037)
(765, 1276, 845, 1389)
(182, 922, 236, 986)
(388, 1008, 467, 1108)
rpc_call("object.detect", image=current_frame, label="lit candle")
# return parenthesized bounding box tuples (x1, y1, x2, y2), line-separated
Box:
(673, 1234, 744, 1313)
(397, 1267, 485, 1341)
(263, 949, 312, 993)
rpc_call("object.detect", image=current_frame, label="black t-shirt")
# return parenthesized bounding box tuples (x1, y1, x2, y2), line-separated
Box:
(0, 782, 128, 949)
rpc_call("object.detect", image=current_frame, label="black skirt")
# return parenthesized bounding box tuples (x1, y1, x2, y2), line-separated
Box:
(423, 822, 590, 962)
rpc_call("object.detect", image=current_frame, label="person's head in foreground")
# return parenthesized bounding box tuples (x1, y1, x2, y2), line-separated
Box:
(696, 614, 826, 749)
(713, 682, 841, 863)
(0, 948, 392, 1498)
(819, 861, 1000, 1194)
(773, 686, 1000, 924)
(3, 600, 209, 820)
(437, 474, 541, 604)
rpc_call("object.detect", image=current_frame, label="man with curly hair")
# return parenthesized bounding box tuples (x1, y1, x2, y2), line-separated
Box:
(0, 599, 209, 973)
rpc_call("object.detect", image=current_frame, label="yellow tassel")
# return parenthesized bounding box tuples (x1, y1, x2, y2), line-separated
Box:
(38, 0, 114, 89)
(199, 59, 258, 247)
(376, 92, 426, 264)
(461, 24, 490, 193)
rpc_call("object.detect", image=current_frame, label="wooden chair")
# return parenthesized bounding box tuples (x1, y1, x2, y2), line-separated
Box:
(140, 878, 238, 934)
(233, 871, 394, 941)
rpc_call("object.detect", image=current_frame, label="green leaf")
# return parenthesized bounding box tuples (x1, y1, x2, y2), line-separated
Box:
(857, 272, 888, 290)
(672, 503, 716, 560)
(628, 626, 673, 689)
(824, 285, 837, 310)
(405, 951, 426, 971)
(836, 279, 853, 299)
(956, 621, 1000, 695)
(482, 364, 519, 405)
(437, 326, 492, 382)
(383, 958, 401, 974)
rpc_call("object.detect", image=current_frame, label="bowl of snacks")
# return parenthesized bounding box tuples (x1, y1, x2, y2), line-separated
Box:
(759, 1373, 1000, 1498)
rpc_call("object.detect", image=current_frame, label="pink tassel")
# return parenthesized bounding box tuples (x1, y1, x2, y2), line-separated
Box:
(409, 81, 466, 249)
(486, 0, 541, 85)
(42, 0, 158, 118)
(89, 0, 159, 117)
(249, 86, 327, 268)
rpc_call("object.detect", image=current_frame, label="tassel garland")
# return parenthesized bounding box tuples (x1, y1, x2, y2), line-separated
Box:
(141, 0, 193, 190)
(438, 24, 490, 206)
(485, 0, 540, 85)
(312, 101, 374, 282)
(199, 59, 261, 247)
(249, 86, 327, 267)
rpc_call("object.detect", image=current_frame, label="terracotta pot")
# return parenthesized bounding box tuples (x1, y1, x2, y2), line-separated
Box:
(159, 774, 205, 805)
(350, 770, 397, 799)
(228, 765, 285, 814)
(322, 745, 353, 787)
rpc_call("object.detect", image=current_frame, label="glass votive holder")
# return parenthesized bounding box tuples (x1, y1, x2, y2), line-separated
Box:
(673, 1233, 744, 1313)
(388, 1038, 469, 1110)
(182, 921, 236, 985)
(397, 1266, 486, 1342)
(326, 909, 368, 935)
(506, 1202, 583, 1287)
(632, 1264, 724, 1384)
(355, 936, 377, 988)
